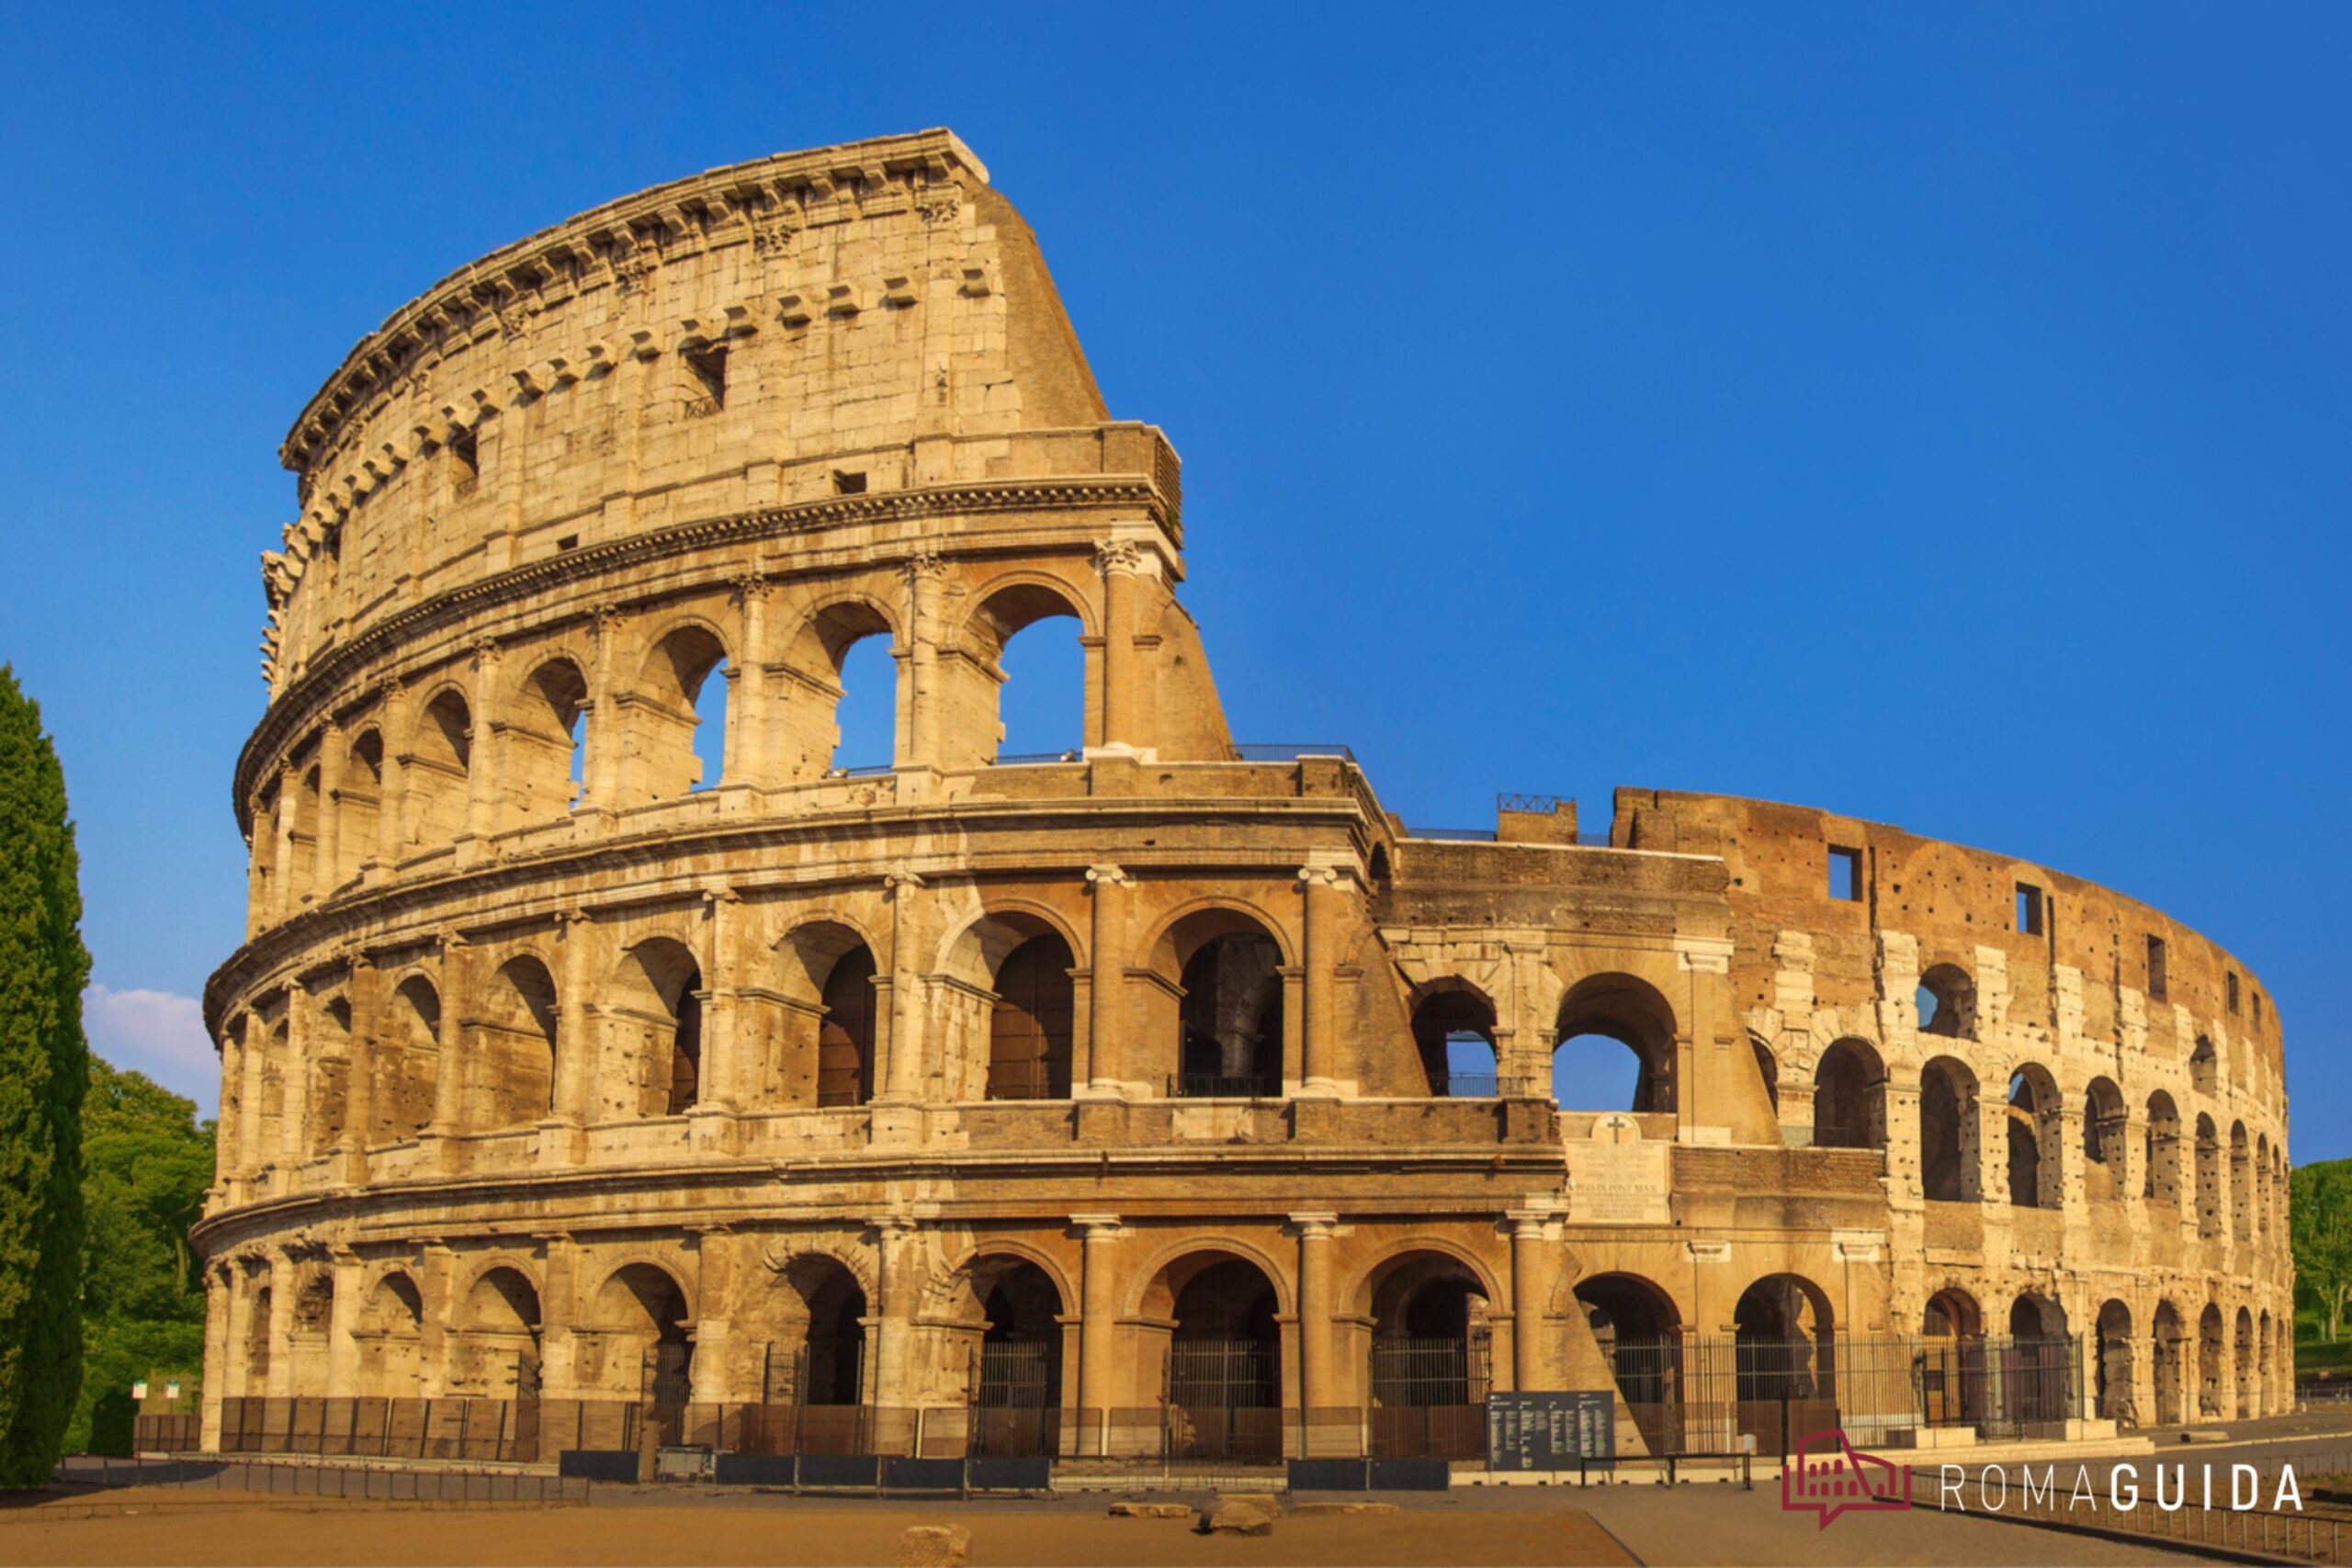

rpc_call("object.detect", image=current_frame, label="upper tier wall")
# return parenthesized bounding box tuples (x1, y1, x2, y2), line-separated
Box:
(1612, 787, 2283, 1087)
(259, 130, 1120, 699)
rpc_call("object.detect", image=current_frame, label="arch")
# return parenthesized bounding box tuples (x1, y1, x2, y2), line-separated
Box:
(2006, 1064, 2062, 1210)
(770, 919, 881, 1110)
(779, 597, 899, 778)
(1919, 1055, 1979, 1201)
(968, 578, 1090, 765)
(402, 686, 472, 849)
(1575, 1272, 1683, 1452)
(2230, 1121, 2253, 1240)
(451, 1263, 542, 1400)
(985, 932, 1076, 1100)
(2152, 1300, 2188, 1425)
(594, 1260, 695, 1407)
(509, 655, 589, 822)
(1917, 963, 1976, 1039)
(336, 728, 384, 886)
(475, 954, 558, 1132)
(1813, 1038, 1886, 1149)
(2095, 1299, 2135, 1425)
(2259, 1308, 2277, 1416)
(2195, 1113, 2223, 1238)
(1125, 1235, 1296, 1322)
(1364, 1248, 1495, 1410)
(374, 975, 441, 1143)
(2256, 1133, 2272, 1244)
(2144, 1090, 2182, 1204)
(1733, 1274, 1836, 1408)
(945, 1253, 1069, 1427)
(609, 935, 704, 1117)
(1150, 905, 1289, 1098)
(750, 1250, 871, 1408)
(290, 761, 322, 905)
(1552, 972, 1678, 1114)
(2083, 1077, 2128, 1199)
(245, 1282, 274, 1384)
(1147, 1250, 1283, 1419)
(632, 621, 731, 799)
(2008, 1292, 2068, 1339)
(1409, 981, 1500, 1098)
(2198, 1302, 2225, 1418)
(1920, 1286, 1986, 1427)
(2190, 1034, 2219, 1096)
(291, 1268, 334, 1335)
(2233, 1304, 2256, 1418)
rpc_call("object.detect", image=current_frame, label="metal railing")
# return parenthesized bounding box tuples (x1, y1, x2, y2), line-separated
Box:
(1404, 826, 1498, 841)
(992, 750, 1081, 765)
(1231, 743, 1356, 762)
(1428, 1073, 1545, 1099)
(1170, 1073, 1282, 1099)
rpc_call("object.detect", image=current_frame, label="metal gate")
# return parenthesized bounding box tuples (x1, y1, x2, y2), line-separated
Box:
(1165, 1339, 1280, 1461)
(972, 1341, 1060, 1456)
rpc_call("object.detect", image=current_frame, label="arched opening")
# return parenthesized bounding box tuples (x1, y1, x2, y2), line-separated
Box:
(1576, 1273, 1682, 1454)
(1154, 1253, 1282, 1460)
(973, 584, 1085, 764)
(477, 956, 558, 1132)
(292, 1269, 334, 1335)
(1917, 964, 1976, 1039)
(356, 1272, 424, 1398)
(246, 1284, 273, 1385)
(2000, 1294, 2074, 1425)
(2095, 1299, 2135, 1425)
(2195, 1114, 2223, 1238)
(512, 658, 589, 821)
(749, 1253, 871, 1432)
(1409, 984, 1499, 1099)
(2230, 1122, 2252, 1240)
(817, 947, 878, 1109)
(2256, 1134, 2272, 1244)
(1367, 1253, 1493, 1409)
(337, 729, 383, 886)
(2084, 1077, 2128, 1200)
(596, 1263, 694, 1412)
(2198, 1303, 2225, 1418)
(1813, 1039, 1886, 1149)
(375, 976, 441, 1143)
(1920, 1286, 1986, 1429)
(635, 625, 730, 799)
(2190, 1035, 2218, 1096)
(403, 689, 472, 850)
(1159, 909, 1284, 1098)
(1552, 973, 1677, 1113)
(2145, 1091, 2181, 1205)
(2006, 1065, 2061, 1210)
(1752, 1038, 1779, 1115)
(958, 1258, 1067, 1455)
(1919, 1056, 1979, 1201)
(2259, 1309, 2277, 1416)
(829, 624, 898, 773)
(291, 763, 322, 905)
(2152, 1301, 2187, 1425)
(980, 931, 1076, 1100)
(1732, 1276, 1836, 1454)
(610, 938, 703, 1118)
(310, 998, 353, 1157)
(452, 1267, 541, 1400)
(2233, 1305, 2256, 1417)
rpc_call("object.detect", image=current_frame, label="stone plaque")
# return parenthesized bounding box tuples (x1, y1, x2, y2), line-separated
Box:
(1569, 1124, 1670, 1224)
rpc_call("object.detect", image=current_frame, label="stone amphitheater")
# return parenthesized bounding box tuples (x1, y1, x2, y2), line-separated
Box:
(192, 130, 2290, 1464)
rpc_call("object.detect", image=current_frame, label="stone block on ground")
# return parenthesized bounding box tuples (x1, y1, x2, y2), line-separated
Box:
(1108, 1501, 1193, 1518)
(1200, 1502, 1275, 1536)
(896, 1523, 971, 1567)
(1290, 1501, 1399, 1517)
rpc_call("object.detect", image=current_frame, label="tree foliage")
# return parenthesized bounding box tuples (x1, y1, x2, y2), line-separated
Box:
(2294, 1158, 2352, 1345)
(0, 666, 90, 1483)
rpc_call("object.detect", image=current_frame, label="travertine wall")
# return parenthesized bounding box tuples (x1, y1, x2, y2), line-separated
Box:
(194, 131, 2291, 1458)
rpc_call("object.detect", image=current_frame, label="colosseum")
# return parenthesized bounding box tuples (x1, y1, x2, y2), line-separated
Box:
(193, 129, 2291, 1470)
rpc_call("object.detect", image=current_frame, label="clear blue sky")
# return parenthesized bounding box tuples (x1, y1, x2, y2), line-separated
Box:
(2, 6, 2344, 1150)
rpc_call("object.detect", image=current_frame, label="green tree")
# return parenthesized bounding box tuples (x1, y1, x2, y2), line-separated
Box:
(0, 667, 90, 1484)
(2293, 1158, 2352, 1345)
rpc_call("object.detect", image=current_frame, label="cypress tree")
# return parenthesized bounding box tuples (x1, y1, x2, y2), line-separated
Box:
(0, 665, 88, 1483)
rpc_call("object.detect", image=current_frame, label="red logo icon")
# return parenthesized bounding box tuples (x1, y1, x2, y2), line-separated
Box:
(1781, 1430, 1913, 1529)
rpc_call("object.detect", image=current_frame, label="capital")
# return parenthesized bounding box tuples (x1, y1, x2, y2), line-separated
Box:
(1084, 864, 1129, 889)
(884, 870, 926, 895)
(1092, 538, 1150, 578)
(901, 551, 949, 586)
(1070, 1213, 1124, 1238)
(1289, 1211, 1340, 1240)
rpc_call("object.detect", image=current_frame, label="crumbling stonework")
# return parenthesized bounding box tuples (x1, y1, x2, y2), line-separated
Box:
(195, 130, 2290, 1460)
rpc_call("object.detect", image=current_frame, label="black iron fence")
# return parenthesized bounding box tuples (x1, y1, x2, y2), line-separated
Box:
(1170, 1073, 1282, 1099)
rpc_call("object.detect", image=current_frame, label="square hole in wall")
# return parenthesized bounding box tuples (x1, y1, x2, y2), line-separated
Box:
(833, 469, 867, 495)
(1827, 845, 1862, 902)
(2016, 882, 2044, 936)
(2147, 935, 2168, 1001)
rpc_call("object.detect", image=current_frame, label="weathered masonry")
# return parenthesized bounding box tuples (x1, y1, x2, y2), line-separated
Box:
(195, 130, 2290, 1465)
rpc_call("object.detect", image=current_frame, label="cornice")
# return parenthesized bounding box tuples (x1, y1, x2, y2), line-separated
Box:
(280, 129, 983, 481)
(232, 474, 1172, 827)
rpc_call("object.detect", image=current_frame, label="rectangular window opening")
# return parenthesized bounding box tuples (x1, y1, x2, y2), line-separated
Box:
(684, 342, 728, 409)
(1827, 845, 1862, 903)
(2015, 882, 2044, 936)
(555, 534, 579, 553)
(2227, 970, 2240, 1013)
(2147, 935, 2168, 1001)
(833, 468, 867, 496)
(448, 426, 479, 479)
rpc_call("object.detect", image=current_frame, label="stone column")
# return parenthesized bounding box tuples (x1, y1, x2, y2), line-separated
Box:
(868, 1217, 917, 1441)
(265, 1252, 298, 1400)
(375, 681, 407, 868)
(1977, 1082, 2009, 1205)
(537, 1235, 580, 1401)
(272, 761, 299, 924)
(1082, 865, 1128, 1093)
(430, 935, 472, 1138)
(460, 639, 502, 856)
(553, 911, 593, 1124)
(1074, 1215, 1123, 1455)
(216, 1028, 244, 1187)
(878, 873, 926, 1102)
(731, 575, 770, 785)
(688, 1229, 733, 1405)
(417, 1244, 455, 1398)
(582, 605, 625, 815)
(1510, 1215, 1556, 1392)
(277, 987, 311, 1172)
(325, 1247, 365, 1398)
(1296, 865, 1348, 1096)
(901, 555, 946, 769)
(200, 1268, 230, 1449)
(698, 891, 741, 1110)
(342, 956, 379, 1176)
(2059, 1104, 2086, 1211)
(1293, 1213, 1337, 1449)
(239, 1019, 267, 1180)
(1092, 541, 1148, 754)
(315, 719, 344, 898)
